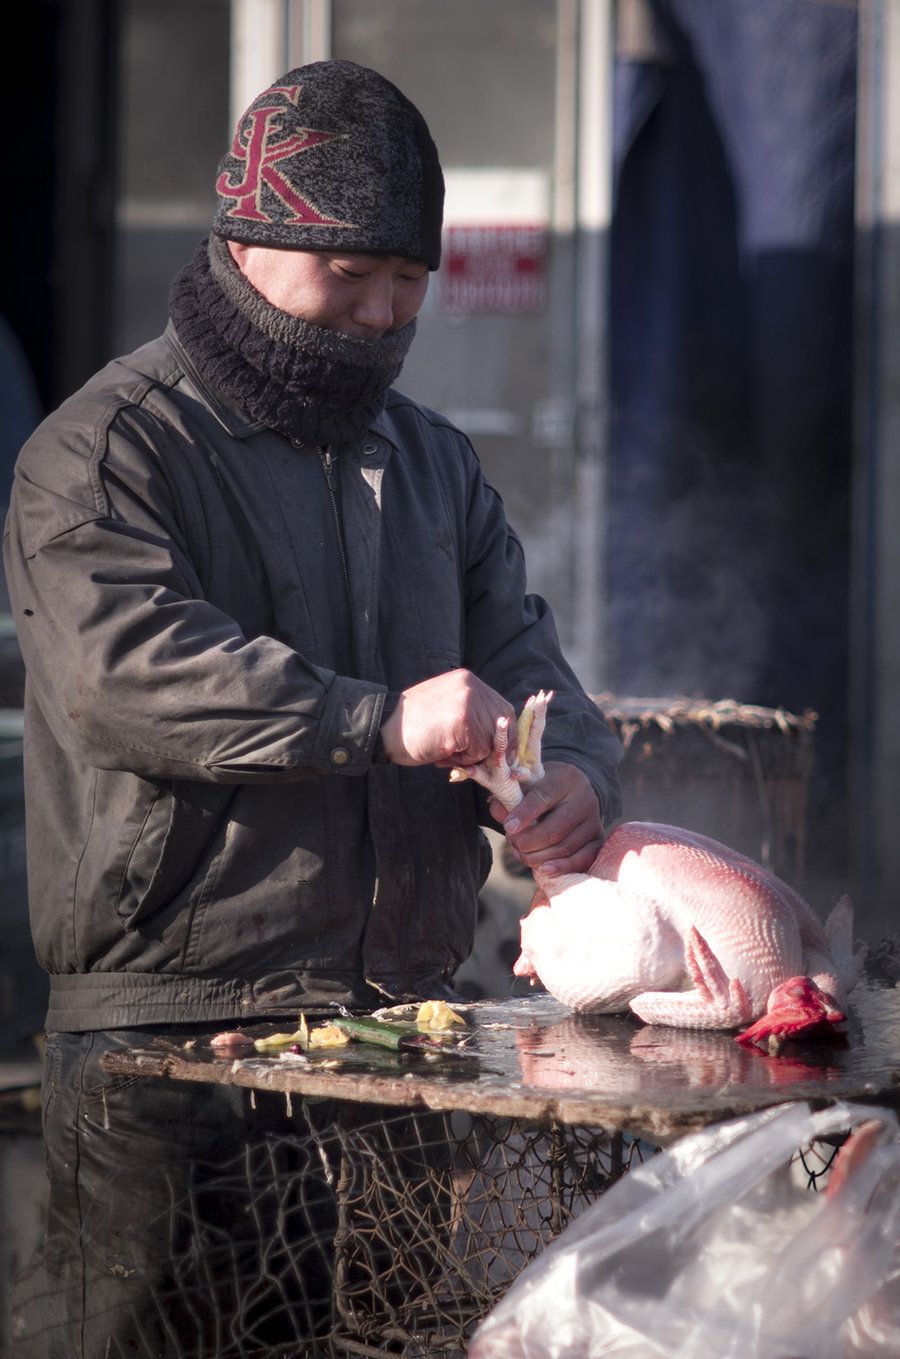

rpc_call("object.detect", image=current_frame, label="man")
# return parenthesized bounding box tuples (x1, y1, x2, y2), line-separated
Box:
(5, 60, 622, 1356)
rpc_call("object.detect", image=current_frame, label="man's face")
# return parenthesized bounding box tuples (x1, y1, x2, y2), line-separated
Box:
(227, 242, 429, 339)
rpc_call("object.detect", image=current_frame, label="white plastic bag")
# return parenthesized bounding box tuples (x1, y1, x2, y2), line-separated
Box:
(468, 1102, 900, 1359)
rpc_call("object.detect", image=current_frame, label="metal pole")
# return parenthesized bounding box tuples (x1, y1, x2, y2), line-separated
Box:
(571, 0, 615, 692)
(287, 0, 332, 67)
(228, 1, 332, 134)
(851, 0, 900, 939)
(229, 0, 286, 129)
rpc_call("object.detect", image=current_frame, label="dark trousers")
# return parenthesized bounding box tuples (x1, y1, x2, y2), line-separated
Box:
(11, 1029, 339, 1359)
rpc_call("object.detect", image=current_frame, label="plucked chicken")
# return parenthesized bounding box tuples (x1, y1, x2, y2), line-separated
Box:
(455, 693, 864, 1043)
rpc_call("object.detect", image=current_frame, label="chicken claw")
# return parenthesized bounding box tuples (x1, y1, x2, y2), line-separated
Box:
(449, 690, 554, 807)
(514, 690, 553, 787)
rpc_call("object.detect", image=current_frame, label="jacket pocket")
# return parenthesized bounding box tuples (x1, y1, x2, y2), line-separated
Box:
(77, 773, 234, 930)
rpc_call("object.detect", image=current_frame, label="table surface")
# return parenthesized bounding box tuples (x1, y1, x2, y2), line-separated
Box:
(101, 977, 900, 1144)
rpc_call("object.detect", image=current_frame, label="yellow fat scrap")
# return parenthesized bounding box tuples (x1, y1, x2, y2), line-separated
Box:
(416, 1000, 467, 1031)
(254, 1031, 305, 1053)
(308, 1022, 351, 1048)
(254, 1014, 311, 1052)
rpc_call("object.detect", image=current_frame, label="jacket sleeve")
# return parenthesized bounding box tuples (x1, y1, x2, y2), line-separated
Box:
(3, 409, 386, 783)
(456, 441, 624, 825)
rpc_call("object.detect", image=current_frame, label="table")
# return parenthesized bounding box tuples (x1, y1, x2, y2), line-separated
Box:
(104, 976, 900, 1138)
(101, 980, 900, 1356)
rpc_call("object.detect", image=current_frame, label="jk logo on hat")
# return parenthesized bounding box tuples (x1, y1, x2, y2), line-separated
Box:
(213, 60, 444, 269)
(216, 83, 353, 227)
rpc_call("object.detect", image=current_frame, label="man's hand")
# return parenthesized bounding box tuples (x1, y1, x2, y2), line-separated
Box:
(490, 761, 605, 877)
(379, 670, 515, 768)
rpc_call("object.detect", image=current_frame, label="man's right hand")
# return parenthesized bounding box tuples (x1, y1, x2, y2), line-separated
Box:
(379, 670, 515, 768)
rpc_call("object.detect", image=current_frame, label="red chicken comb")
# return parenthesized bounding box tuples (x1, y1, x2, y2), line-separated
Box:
(735, 975, 845, 1048)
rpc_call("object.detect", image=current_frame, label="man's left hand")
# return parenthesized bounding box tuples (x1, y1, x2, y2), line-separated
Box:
(489, 761, 606, 877)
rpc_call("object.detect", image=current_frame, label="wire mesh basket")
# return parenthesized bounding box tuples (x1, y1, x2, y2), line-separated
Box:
(11, 1100, 651, 1358)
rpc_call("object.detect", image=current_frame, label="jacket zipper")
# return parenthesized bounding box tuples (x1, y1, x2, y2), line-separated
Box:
(318, 444, 353, 609)
(317, 444, 360, 674)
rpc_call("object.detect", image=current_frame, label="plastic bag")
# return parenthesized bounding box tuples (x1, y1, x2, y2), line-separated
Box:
(468, 1101, 900, 1359)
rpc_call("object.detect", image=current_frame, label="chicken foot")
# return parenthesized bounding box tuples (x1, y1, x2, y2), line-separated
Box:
(449, 689, 552, 807)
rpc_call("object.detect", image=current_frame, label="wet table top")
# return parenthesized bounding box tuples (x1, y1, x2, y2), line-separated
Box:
(101, 978, 900, 1144)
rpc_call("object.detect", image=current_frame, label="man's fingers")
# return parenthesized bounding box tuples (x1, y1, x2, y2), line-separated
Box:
(516, 834, 606, 878)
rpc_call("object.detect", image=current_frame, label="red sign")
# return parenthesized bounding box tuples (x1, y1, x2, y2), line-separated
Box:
(439, 225, 547, 315)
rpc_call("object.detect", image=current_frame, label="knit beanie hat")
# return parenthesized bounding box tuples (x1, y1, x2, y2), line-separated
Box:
(212, 59, 444, 270)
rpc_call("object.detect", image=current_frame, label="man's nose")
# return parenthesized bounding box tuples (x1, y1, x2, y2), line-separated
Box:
(353, 278, 396, 333)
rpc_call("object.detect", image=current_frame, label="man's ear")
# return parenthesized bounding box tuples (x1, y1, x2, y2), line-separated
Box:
(226, 239, 250, 272)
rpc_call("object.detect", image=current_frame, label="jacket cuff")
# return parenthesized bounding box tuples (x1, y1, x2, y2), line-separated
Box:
(372, 691, 401, 764)
(308, 677, 387, 773)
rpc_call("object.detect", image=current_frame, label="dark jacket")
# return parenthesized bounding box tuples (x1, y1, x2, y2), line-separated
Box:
(3, 325, 623, 1031)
